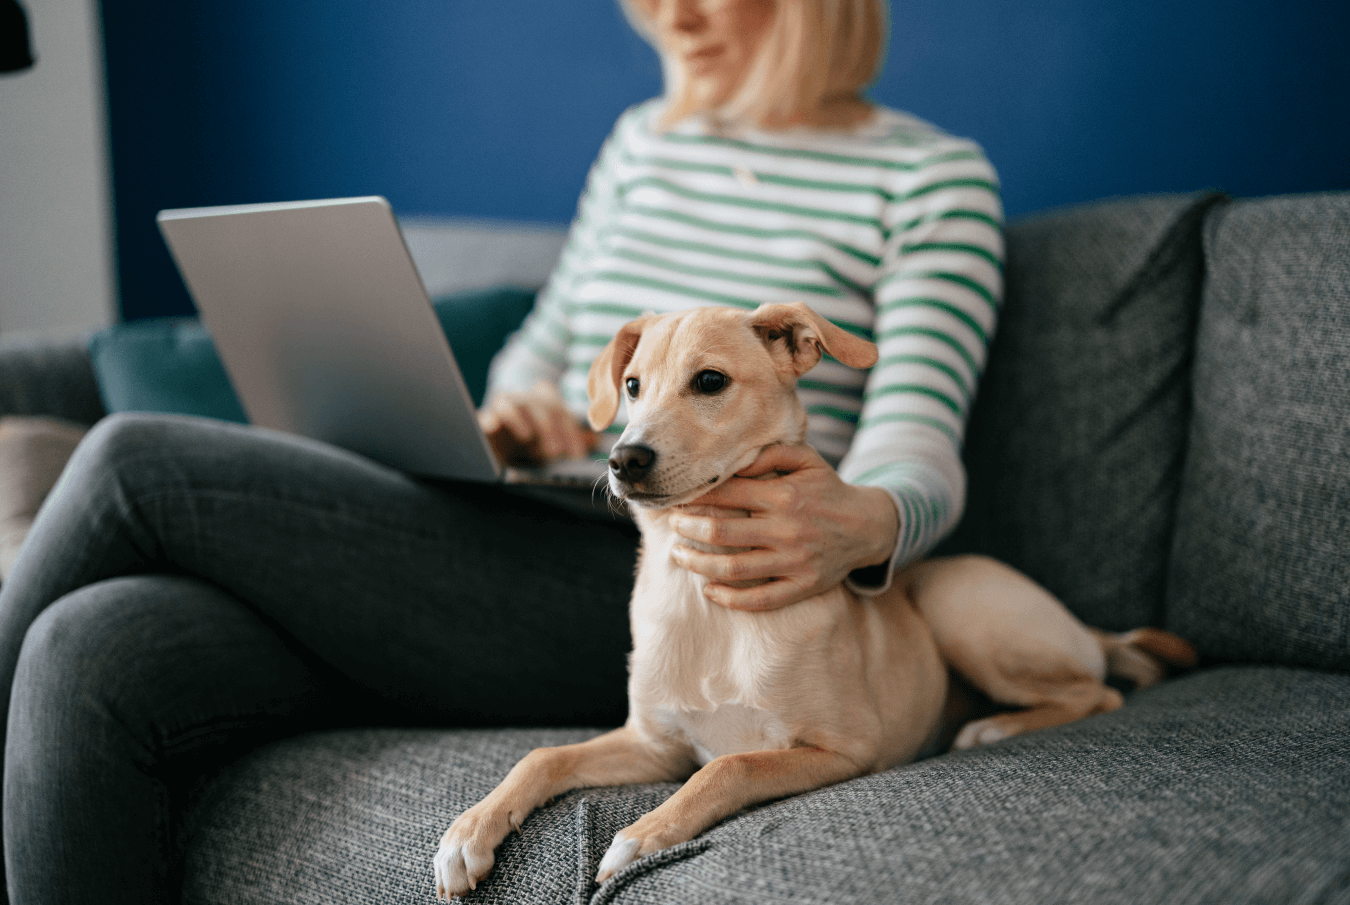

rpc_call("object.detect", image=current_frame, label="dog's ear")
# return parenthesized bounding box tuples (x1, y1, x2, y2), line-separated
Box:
(748, 302, 879, 377)
(587, 316, 651, 430)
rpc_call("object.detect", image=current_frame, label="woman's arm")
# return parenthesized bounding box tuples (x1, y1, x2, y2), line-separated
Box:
(484, 114, 630, 404)
(672, 148, 1004, 610)
(479, 111, 636, 462)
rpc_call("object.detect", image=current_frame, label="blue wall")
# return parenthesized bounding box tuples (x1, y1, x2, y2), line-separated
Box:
(101, 0, 1350, 321)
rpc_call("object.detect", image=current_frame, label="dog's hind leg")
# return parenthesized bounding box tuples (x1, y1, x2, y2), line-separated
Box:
(951, 679, 1124, 749)
(435, 726, 691, 900)
(596, 745, 864, 882)
(1092, 626, 1198, 690)
(906, 555, 1126, 750)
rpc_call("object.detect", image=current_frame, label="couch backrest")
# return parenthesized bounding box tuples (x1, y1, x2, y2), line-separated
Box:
(0, 336, 107, 425)
(1165, 193, 1350, 670)
(938, 191, 1225, 632)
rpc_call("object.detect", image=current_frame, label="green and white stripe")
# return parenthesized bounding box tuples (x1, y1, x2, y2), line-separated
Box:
(489, 100, 1003, 573)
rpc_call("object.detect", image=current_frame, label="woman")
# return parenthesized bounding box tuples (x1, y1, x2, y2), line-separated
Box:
(0, 0, 1001, 901)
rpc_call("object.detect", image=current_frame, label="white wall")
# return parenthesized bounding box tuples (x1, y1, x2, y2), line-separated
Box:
(0, 0, 116, 339)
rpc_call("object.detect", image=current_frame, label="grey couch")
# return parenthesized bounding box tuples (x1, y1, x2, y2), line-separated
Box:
(1, 192, 1347, 904)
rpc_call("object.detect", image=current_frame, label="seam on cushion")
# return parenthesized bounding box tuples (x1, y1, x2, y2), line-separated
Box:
(588, 837, 715, 905)
(1111, 192, 1228, 629)
(574, 797, 593, 905)
(1098, 191, 1229, 325)
(1154, 195, 1236, 635)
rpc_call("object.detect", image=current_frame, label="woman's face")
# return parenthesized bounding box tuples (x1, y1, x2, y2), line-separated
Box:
(641, 0, 776, 109)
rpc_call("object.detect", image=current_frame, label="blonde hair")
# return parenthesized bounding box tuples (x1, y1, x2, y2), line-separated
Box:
(620, 0, 888, 129)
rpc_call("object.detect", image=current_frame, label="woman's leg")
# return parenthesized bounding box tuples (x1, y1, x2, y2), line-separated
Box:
(0, 412, 638, 730)
(0, 413, 639, 901)
(5, 575, 361, 904)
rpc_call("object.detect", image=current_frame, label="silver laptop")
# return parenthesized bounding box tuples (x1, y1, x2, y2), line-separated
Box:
(156, 196, 609, 490)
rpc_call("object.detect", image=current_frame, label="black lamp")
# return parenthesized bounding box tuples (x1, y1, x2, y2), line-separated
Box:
(1, 0, 35, 73)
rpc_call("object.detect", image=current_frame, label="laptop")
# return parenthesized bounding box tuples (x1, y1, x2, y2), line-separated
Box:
(156, 196, 611, 492)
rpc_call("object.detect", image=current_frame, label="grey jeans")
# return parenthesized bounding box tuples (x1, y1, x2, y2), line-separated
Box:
(0, 413, 640, 904)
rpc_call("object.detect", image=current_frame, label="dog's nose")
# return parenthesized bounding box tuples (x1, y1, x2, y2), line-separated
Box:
(609, 444, 656, 483)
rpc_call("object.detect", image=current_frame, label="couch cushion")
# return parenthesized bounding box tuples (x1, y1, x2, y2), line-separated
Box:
(1165, 193, 1350, 670)
(0, 334, 106, 424)
(0, 416, 88, 579)
(601, 667, 1350, 905)
(87, 318, 249, 423)
(87, 287, 538, 423)
(180, 726, 677, 905)
(180, 667, 1350, 904)
(937, 192, 1226, 631)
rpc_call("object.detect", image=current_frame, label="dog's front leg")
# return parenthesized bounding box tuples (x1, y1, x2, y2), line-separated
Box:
(434, 725, 689, 900)
(596, 745, 863, 881)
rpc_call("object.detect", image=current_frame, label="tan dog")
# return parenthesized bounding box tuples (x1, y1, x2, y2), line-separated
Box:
(433, 302, 1195, 900)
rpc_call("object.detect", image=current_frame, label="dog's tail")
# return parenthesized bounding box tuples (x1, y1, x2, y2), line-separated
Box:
(1092, 627, 1198, 690)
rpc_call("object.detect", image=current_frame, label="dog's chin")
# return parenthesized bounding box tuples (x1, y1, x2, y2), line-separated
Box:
(611, 485, 708, 511)
(609, 475, 734, 511)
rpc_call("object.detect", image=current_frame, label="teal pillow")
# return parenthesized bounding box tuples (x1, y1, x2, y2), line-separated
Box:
(87, 286, 538, 421)
(87, 317, 248, 423)
(430, 286, 537, 407)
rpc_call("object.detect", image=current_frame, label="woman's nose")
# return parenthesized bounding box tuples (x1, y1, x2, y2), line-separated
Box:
(655, 0, 706, 34)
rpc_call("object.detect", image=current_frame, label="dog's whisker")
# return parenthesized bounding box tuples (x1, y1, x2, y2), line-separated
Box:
(592, 472, 626, 516)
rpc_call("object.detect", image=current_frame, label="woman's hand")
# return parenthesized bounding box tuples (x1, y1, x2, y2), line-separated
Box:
(668, 444, 900, 611)
(478, 381, 595, 465)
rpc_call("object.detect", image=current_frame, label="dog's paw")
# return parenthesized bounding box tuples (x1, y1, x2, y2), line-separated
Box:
(952, 717, 1009, 750)
(433, 805, 516, 900)
(596, 831, 645, 883)
(595, 821, 681, 883)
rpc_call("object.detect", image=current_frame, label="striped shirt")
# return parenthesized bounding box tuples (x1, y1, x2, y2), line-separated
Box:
(488, 100, 1003, 583)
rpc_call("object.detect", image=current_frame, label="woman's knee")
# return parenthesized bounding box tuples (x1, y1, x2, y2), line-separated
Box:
(12, 577, 245, 747)
(11, 577, 189, 725)
(8, 578, 161, 769)
(10, 575, 337, 757)
(64, 412, 224, 490)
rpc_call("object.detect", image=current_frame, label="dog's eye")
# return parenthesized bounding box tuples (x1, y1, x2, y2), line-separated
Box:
(694, 370, 727, 394)
(625, 377, 640, 398)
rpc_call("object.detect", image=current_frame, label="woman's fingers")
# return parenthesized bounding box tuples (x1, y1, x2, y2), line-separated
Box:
(542, 402, 594, 460)
(522, 395, 568, 459)
(705, 577, 812, 612)
(487, 400, 533, 446)
(731, 443, 819, 478)
(670, 544, 789, 584)
(478, 383, 595, 464)
(688, 475, 793, 513)
(669, 511, 785, 548)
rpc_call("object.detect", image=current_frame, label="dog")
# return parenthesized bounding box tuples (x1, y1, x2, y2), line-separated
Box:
(433, 302, 1196, 900)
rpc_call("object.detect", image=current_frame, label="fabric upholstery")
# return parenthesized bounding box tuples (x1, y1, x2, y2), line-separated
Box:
(179, 667, 1350, 904)
(1165, 193, 1350, 670)
(603, 666, 1350, 905)
(937, 192, 1226, 631)
(0, 416, 88, 578)
(0, 334, 106, 424)
(180, 727, 635, 905)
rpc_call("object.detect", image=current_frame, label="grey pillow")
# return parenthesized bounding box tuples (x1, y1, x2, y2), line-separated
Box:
(937, 192, 1226, 632)
(0, 415, 88, 579)
(1165, 193, 1350, 670)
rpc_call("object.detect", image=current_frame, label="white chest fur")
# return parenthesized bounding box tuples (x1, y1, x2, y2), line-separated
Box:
(658, 704, 792, 767)
(627, 510, 848, 765)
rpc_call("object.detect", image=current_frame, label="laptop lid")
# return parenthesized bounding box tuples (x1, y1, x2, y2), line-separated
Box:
(157, 196, 503, 482)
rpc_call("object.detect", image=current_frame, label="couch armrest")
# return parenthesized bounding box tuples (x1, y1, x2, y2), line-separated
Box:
(0, 335, 106, 425)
